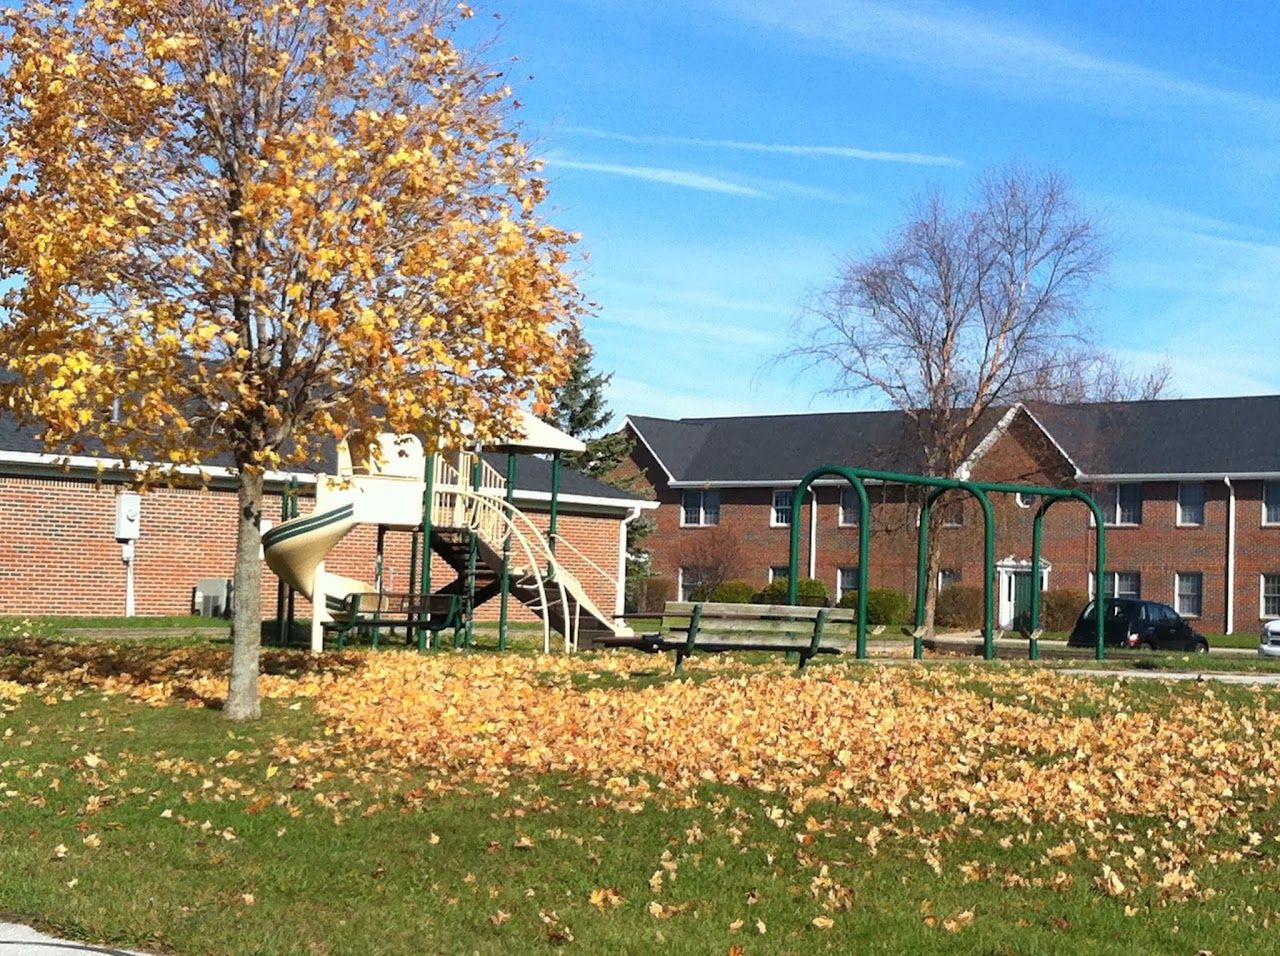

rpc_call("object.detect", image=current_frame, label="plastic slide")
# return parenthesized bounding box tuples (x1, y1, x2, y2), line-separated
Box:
(263, 434, 426, 651)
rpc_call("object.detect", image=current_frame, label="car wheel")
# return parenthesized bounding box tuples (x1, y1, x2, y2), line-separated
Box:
(1193, 641, 1209, 654)
(1140, 641, 1156, 651)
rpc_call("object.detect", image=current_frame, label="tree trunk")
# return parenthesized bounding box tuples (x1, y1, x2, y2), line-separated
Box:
(225, 469, 264, 721)
(922, 527, 942, 635)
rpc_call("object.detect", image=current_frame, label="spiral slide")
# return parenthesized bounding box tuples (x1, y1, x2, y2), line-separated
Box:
(263, 435, 426, 651)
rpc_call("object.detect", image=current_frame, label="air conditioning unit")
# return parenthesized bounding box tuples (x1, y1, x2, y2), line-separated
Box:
(192, 578, 233, 618)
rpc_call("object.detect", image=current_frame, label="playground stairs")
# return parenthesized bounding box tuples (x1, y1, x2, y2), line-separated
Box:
(426, 468, 628, 650)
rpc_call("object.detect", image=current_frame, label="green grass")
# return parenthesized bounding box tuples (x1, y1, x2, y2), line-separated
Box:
(0, 614, 230, 631)
(3, 640, 1280, 954)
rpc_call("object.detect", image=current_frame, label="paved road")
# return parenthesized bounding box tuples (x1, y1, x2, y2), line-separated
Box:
(1061, 668, 1280, 685)
(0, 924, 147, 955)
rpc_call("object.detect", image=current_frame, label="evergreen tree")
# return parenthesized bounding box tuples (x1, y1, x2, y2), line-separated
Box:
(544, 340, 631, 478)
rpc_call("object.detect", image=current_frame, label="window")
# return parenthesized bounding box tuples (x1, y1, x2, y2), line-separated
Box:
(939, 569, 961, 591)
(1175, 572, 1202, 617)
(837, 567, 859, 601)
(1264, 574, 1280, 619)
(1110, 484, 1143, 525)
(1016, 491, 1037, 509)
(839, 487, 860, 526)
(678, 567, 715, 602)
(771, 489, 793, 527)
(680, 489, 719, 527)
(940, 500, 964, 528)
(1177, 482, 1205, 526)
(1265, 481, 1280, 526)
(1091, 571, 1141, 600)
(1093, 484, 1142, 525)
(768, 565, 790, 584)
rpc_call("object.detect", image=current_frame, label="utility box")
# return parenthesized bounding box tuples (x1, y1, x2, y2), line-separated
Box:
(192, 578, 233, 618)
(114, 492, 141, 541)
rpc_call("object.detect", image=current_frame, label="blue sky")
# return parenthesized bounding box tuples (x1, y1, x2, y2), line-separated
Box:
(489, 0, 1280, 421)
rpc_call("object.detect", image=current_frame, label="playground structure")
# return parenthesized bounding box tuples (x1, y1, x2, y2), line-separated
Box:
(785, 466, 1107, 661)
(262, 413, 634, 653)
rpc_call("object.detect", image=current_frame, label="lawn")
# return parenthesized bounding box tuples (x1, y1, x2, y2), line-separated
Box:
(4, 627, 1280, 954)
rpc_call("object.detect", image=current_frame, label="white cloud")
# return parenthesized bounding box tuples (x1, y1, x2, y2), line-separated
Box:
(546, 158, 767, 197)
(708, 0, 1280, 126)
(561, 126, 962, 168)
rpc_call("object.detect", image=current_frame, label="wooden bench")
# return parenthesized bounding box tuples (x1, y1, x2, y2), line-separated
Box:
(323, 592, 464, 651)
(637, 601, 885, 672)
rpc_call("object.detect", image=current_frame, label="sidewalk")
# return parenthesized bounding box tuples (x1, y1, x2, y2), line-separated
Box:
(0, 923, 148, 955)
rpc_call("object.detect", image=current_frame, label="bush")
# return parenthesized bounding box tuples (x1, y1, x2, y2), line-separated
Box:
(935, 586, 983, 629)
(1041, 588, 1088, 631)
(838, 588, 913, 625)
(709, 580, 755, 604)
(753, 577, 829, 606)
(630, 575, 674, 613)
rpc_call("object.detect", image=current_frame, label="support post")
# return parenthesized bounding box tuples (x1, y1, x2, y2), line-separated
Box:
(548, 451, 562, 558)
(499, 453, 517, 651)
(789, 467, 870, 660)
(419, 454, 435, 650)
(464, 452, 480, 649)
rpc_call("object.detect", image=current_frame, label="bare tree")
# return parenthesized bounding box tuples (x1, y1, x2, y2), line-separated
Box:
(785, 166, 1107, 629)
(674, 526, 744, 599)
(1022, 349, 1173, 404)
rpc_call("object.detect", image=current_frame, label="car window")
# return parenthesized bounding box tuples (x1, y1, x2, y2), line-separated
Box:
(1158, 604, 1180, 624)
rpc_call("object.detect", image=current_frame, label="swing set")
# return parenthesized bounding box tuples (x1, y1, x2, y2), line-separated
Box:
(785, 466, 1108, 661)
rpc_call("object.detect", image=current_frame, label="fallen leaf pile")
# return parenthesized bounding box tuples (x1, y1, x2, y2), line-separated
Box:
(6, 639, 1280, 911)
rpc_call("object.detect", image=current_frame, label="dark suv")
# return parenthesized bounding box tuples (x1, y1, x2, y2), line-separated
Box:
(1068, 598, 1209, 653)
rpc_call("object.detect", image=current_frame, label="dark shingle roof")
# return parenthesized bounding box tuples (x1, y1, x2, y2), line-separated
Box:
(628, 410, 937, 483)
(0, 411, 641, 505)
(631, 394, 1280, 483)
(1029, 395, 1280, 475)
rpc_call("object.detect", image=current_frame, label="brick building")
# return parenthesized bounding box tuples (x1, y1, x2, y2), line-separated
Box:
(621, 396, 1280, 636)
(0, 417, 652, 624)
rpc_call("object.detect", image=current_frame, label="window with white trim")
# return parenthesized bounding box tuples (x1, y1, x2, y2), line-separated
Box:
(939, 569, 961, 591)
(1265, 481, 1280, 526)
(768, 565, 790, 584)
(1016, 491, 1037, 509)
(680, 489, 719, 527)
(837, 567, 859, 602)
(1090, 571, 1141, 600)
(1114, 484, 1142, 524)
(1177, 482, 1205, 526)
(1175, 572, 1202, 618)
(678, 566, 715, 602)
(771, 489, 793, 527)
(839, 487, 860, 526)
(1263, 574, 1280, 619)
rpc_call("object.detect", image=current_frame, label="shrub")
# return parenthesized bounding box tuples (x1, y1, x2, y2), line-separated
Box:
(935, 586, 983, 629)
(754, 577, 829, 606)
(709, 580, 755, 604)
(630, 575, 674, 613)
(837, 588, 913, 625)
(1041, 588, 1088, 631)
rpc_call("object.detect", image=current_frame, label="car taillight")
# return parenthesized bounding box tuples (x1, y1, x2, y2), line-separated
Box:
(1126, 634, 1139, 646)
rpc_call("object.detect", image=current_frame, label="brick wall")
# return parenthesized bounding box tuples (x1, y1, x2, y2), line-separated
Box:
(0, 473, 625, 622)
(631, 415, 1280, 635)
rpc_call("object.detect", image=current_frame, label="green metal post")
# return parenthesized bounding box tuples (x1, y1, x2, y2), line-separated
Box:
(789, 468, 870, 660)
(498, 452, 517, 651)
(419, 454, 435, 650)
(548, 451, 562, 557)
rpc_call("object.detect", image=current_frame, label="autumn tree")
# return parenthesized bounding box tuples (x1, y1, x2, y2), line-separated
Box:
(0, 0, 582, 719)
(785, 166, 1106, 629)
